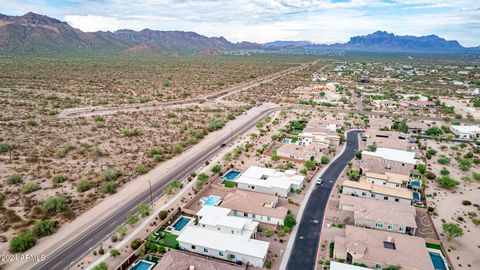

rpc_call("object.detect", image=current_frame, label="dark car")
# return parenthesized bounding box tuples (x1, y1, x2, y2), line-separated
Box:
(220, 143, 226, 147)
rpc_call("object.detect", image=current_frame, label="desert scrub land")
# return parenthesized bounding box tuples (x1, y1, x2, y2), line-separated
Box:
(0, 103, 248, 253)
(0, 55, 313, 118)
(226, 60, 327, 104)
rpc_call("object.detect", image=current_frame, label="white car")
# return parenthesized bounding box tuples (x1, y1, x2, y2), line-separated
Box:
(316, 178, 323, 185)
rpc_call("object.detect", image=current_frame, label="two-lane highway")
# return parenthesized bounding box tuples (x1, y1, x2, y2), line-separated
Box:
(286, 130, 362, 270)
(34, 106, 283, 270)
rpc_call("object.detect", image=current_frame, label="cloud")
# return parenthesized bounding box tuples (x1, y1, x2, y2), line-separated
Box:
(3, 0, 480, 46)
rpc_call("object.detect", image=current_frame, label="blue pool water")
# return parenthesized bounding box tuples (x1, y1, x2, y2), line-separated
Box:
(410, 180, 421, 187)
(429, 252, 447, 270)
(204, 195, 221, 206)
(131, 261, 154, 270)
(413, 192, 421, 201)
(224, 170, 241, 180)
(173, 217, 191, 231)
(282, 138, 291, 143)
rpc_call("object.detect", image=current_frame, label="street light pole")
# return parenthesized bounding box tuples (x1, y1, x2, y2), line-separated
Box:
(148, 180, 153, 207)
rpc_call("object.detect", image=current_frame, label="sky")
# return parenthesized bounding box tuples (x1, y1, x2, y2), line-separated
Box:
(1, 0, 479, 46)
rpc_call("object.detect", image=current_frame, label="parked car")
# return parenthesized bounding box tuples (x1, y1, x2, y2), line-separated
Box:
(316, 178, 323, 185)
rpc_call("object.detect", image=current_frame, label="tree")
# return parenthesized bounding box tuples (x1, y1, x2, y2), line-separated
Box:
(271, 150, 280, 161)
(92, 262, 108, 270)
(436, 176, 459, 189)
(426, 126, 443, 136)
(367, 143, 377, 152)
(347, 169, 360, 181)
(32, 219, 56, 237)
(417, 163, 426, 174)
(42, 196, 68, 213)
(304, 160, 317, 171)
(116, 225, 127, 236)
(211, 165, 221, 174)
(442, 223, 463, 241)
(9, 230, 37, 253)
(158, 210, 168, 220)
(110, 249, 120, 257)
(321, 156, 330, 165)
(138, 204, 150, 217)
(127, 214, 139, 226)
(197, 173, 209, 182)
(284, 213, 297, 229)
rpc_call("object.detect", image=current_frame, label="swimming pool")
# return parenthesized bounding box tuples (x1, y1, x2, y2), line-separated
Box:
(429, 252, 448, 270)
(203, 195, 221, 206)
(282, 138, 291, 143)
(224, 170, 241, 181)
(173, 216, 192, 231)
(413, 191, 421, 201)
(130, 260, 155, 270)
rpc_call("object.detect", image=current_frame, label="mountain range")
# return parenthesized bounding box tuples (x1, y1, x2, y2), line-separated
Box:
(0, 12, 478, 55)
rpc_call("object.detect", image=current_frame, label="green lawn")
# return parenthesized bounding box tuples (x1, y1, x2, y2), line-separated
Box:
(223, 180, 236, 188)
(156, 231, 179, 249)
(426, 242, 442, 250)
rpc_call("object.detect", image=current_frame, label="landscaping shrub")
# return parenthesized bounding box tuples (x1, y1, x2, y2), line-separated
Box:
(92, 262, 108, 270)
(158, 210, 168, 220)
(321, 156, 330, 165)
(435, 176, 459, 189)
(425, 171, 436, 180)
(329, 242, 334, 258)
(284, 213, 297, 229)
(462, 200, 472, 206)
(138, 204, 150, 217)
(440, 168, 450, 176)
(131, 238, 142, 250)
(417, 164, 426, 174)
(110, 249, 120, 257)
(9, 230, 36, 253)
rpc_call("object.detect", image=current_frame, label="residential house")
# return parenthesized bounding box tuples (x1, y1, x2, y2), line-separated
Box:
(339, 195, 417, 235)
(334, 226, 434, 270)
(450, 125, 480, 140)
(401, 100, 436, 108)
(342, 180, 413, 205)
(368, 117, 393, 130)
(177, 206, 269, 268)
(298, 120, 340, 147)
(276, 143, 327, 162)
(235, 166, 304, 197)
(408, 121, 429, 134)
(361, 130, 414, 151)
(220, 190, 288, 226)
(156, 250, 245, 270)
(372, 100, 397, 110)
(365, 172, 410, 189)
(361, 147, 418, 175)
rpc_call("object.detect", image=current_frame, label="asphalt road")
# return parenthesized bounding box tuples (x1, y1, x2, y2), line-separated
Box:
(286, 130, 362, 270)
(34, 106, 282, 270)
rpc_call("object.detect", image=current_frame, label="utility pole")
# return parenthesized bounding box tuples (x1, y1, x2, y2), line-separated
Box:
(148, 180, 153, 207)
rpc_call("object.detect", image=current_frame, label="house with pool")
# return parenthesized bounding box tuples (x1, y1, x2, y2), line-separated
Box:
(234, 166, 304, 197)
(361, 147, 419, 176)
(334, 226, 435, 270)
(339, 195, 417, 235)
(177, 205, 269, 268)
(221, 190, 288, 226)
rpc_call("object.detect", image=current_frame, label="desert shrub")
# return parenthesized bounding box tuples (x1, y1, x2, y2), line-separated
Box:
(427, 149, 437, 156)
(0, 191, 4, 201)
(101, 168, 121, 181)
(148, 147, 165, 157)
(442, 223, 463, 241)
(9, 230, 36, 253)
(22, 181, 40, 193)
(100, 181, 116, 194)
(136, 166, 150, 174)
(111, 234, 118, 242)
(116, 225, 127, 236)
(32, 219, 56, 237)
(425, 171, 436, 180)
(304, 160, 317, 171)
(473, 172, 480, 181)
(211, 165, 221, 174)
(6, 173, 22, 184)
(440, 168, 450, 175)
(42, 196, 68, 213)
(437, 156, 451, 165)
(127, 214, 139, 226)
(208, 119, 225, 130)
(462, 200, 472, 206)
(51, 174, 67, 184)
(76, 180, 93, 192)
(436, 176, 460, 189)
(0, 142, 12, 153)
(121, 128, 142, 137)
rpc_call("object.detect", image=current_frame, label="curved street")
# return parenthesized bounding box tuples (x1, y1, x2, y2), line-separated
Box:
(286, 130, 362, 270)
